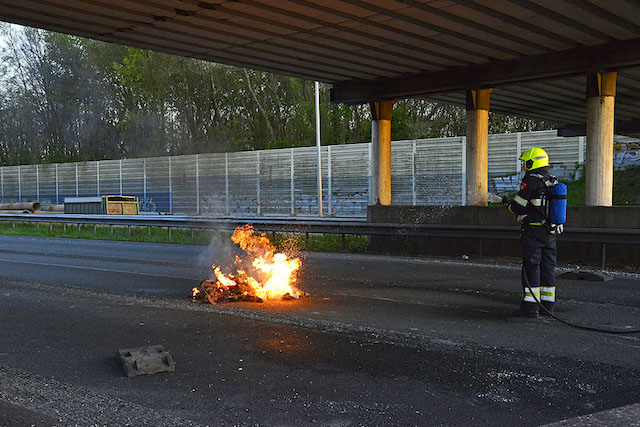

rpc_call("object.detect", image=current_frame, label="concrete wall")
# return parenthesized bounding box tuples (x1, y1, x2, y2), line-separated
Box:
(368, 205, 640, 267)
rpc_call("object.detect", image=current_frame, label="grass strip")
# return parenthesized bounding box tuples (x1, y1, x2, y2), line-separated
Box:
(0, 221, 368, 253)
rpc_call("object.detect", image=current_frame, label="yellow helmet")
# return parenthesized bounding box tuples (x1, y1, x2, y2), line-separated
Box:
(520, 147, 549, 171)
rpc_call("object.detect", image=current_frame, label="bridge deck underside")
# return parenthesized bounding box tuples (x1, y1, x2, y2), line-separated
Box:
(0, 0, 638, 129)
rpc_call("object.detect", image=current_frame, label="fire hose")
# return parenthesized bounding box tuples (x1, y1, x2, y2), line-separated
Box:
(523, 272, 640, 334)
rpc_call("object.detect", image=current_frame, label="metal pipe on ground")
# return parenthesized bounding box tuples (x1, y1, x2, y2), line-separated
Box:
(0, 202, 42, 211)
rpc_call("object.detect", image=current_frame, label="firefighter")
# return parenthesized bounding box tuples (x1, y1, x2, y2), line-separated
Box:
(507, 147, 561, 317)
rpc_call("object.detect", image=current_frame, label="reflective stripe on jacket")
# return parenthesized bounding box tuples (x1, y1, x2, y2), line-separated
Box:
(508, 167, 557, 225)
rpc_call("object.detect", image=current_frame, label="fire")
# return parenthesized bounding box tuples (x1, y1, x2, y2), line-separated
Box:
(193, 225, 306, 303)
(213, 266, 238, 288)
(252, 253, 302, 300)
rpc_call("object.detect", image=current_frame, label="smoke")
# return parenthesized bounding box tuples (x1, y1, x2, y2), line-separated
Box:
(196, 231, 239, 279)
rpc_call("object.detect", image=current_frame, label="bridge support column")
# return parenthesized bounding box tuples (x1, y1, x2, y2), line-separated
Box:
(585, 72, 616, 206)
(465, 89, 491, 206)
(369, 101, 394, 205)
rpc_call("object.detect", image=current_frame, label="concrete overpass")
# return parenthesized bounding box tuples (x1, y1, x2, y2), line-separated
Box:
(0, 0, 639, 206)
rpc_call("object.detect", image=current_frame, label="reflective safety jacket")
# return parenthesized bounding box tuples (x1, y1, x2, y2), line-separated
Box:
(508, 167, 558, 225)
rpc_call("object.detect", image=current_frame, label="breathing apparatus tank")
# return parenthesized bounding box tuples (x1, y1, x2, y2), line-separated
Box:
(549, 183, 567, 225)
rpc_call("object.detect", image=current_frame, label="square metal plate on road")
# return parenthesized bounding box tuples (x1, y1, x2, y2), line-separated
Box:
(117, 345, 175, 377)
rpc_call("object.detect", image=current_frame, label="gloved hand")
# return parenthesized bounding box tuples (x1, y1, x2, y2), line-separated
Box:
(516, 215, 527, 224)
(555, 224, 564, 235)
(501, 196, 510, 206)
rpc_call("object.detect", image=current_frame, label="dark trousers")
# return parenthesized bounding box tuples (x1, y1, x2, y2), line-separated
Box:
(520, 224, 557, 313)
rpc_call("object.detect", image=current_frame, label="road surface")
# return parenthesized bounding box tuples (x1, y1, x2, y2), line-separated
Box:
(0, 235, 638, 426)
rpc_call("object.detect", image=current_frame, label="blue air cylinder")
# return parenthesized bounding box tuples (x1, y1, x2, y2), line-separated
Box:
(549, 183, 567, 224)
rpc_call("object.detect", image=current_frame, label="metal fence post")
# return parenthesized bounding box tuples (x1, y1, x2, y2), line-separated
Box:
(579, 136, 585, 164)
(96, 162, 100, 196)
(18, 165, 21, 202)
(195, 154, 200, 214)
(290, 148, 295, 215)
(327, 145, 332, 215)
(368, 141, 373, 204)
(119, 159, 123, 195)
(75, 163, 79, 197)
(224, 152, 229, 215)
(315, 82, 323, 217)
(516, 132, 522, 175)
(36, 165, 40, 201)
(168, 157, 173, 213)
(256, 151, 261, 215)
(55, 164, 59, 204)
(461, 137, 466, 206)
(143, 158, 147, 207)
(412, 140, 417, 206)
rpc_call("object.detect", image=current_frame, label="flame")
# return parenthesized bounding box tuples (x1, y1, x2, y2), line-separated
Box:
(252, 253, 302, 300)
(213, 266, 237, 288)
(206, 225, 304, 301)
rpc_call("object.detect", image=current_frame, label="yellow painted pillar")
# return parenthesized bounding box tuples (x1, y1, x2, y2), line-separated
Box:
(585, 72, 616, 206)
(370, 101, 394, 205)
(465, 89, 491, 206)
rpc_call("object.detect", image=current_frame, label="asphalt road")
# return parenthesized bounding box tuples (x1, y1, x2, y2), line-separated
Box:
(0, 235, 639, 426)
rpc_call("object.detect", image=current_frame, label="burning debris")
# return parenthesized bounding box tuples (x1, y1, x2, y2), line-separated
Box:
(193, 277, 266, 303)
(192, 224, 308, 304)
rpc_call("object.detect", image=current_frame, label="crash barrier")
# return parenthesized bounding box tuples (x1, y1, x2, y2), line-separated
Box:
(368, 205, 640, 268)
(0, 213, 637, 268)
(1, 131, 638, 217)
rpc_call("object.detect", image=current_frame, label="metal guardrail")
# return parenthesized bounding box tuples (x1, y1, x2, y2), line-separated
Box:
(0, 213, 638, 267)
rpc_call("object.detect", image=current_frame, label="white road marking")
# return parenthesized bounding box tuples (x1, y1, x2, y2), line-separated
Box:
(333, 291, 459, 308)
(0, 258, 200, 281)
